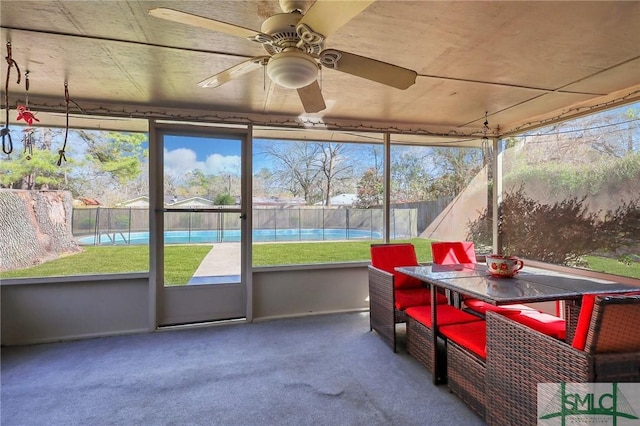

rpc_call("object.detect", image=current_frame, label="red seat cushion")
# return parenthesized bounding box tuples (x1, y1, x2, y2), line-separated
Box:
(464, 299, 538, 316)
(509, 311, 566, 340)
(405, 304, 482, 327)
(431, 241, 477, 265)
(395, 288, 448, 310)
(371, 244, 422, 289)
(439, 321, 487, 359)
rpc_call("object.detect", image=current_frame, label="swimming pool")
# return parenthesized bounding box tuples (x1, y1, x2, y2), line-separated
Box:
(78, 228, 382, 245)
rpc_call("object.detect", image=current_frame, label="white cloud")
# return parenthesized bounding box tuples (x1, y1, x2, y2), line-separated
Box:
(163, 148, 240, 180)
(205, 153, 240, 175)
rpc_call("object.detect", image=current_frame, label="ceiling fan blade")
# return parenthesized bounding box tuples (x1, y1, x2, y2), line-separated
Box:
(149, 8, 261, 40)
(298, 0, 375, 39)
(319, 49, 417, 90)
(297, 80, 326, 113)
(198, 57, 269, 88)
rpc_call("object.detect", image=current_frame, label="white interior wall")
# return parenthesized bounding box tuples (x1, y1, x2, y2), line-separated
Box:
(1, 275, 151, 346)
(0, 266, 369, 346)
(252, 264, 369, 321)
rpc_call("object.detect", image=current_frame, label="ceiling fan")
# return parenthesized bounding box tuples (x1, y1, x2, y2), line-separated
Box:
(149, 0, 417, 113)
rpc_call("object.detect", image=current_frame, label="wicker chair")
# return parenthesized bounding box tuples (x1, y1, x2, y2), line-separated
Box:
(486, 294, 640, 426)
(405, 304, 482, 378)
(439, 321, 487, 419)
(368, 243, 447, 352)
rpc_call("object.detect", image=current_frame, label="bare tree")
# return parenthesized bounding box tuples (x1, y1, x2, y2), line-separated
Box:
(317, 143, 354, 206)
(258, 140, 357, 205)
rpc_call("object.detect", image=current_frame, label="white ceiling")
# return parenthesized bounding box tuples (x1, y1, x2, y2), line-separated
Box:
(1, 0, 640, 139)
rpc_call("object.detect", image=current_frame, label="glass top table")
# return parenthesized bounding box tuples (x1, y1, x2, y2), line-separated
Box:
(395, 263, 640, 385)
(396, 264, 639, 305)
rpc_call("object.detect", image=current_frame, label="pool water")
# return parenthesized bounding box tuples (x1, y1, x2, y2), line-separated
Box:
(78, 229, 381, 245)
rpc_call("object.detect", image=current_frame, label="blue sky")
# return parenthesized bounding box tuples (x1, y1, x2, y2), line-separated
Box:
(163, 135, 243, 178)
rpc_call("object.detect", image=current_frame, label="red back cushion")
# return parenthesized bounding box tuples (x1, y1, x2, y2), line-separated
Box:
(510, 311, 566, 340)
(370, 244, 422, 289)
(571, 294, 597, 350)
(431, 241, 477, 265)
(571, 291, 640, 351)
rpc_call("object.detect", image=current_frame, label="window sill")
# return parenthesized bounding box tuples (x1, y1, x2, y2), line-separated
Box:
(1, 272, 149, 286)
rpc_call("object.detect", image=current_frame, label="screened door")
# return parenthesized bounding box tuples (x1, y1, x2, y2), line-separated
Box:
(152, 123, 248, 326)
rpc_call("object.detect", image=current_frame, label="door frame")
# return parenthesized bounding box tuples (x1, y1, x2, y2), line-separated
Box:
(149, 120, 252, 327)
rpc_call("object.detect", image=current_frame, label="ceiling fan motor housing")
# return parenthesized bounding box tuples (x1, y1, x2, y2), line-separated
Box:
(261, 11, 322, 89)
(260, 13, 322, 56)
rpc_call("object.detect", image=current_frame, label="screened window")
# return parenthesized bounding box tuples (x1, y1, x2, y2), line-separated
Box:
(251, 130, 383, 266)
(250, 130, 492, 266)
(390, 136, 490, 262)
(0, 119, 149, 279)
(499, 102, 640, 279)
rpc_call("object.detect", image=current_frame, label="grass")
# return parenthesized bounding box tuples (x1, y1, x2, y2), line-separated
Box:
(2, 240, 639, 281)
(164, 245, 213, 284)
(583, 255, 640, 279)
(1, 245, 213, 284)
(251, 238, 434, 265)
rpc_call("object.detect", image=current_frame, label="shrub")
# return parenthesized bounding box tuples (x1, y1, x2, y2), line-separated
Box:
(467, 187, 640, 265)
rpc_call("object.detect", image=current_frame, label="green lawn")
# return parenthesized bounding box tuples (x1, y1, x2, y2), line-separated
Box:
(251, 238, 435, 265)
(583, 255, 640, 279)
(0, 245, 213, 284)
(2, 240, 639, 281)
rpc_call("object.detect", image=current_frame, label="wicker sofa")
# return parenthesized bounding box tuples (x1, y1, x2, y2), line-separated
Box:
(486, 294, 640, 426)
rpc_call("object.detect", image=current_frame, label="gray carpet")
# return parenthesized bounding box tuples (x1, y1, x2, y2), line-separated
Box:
(1, 312, 485, 426)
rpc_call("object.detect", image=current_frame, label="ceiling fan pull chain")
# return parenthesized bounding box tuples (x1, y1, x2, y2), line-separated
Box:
(2, 41, 21, 155)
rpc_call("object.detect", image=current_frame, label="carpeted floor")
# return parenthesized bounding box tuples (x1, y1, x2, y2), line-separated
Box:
(1, 312, 485, 425)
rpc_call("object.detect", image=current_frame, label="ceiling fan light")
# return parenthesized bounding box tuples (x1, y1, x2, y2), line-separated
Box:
(267, 51, 318, 89)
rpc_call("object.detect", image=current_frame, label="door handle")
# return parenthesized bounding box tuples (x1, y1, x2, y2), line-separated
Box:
(239, 214, 247, 220)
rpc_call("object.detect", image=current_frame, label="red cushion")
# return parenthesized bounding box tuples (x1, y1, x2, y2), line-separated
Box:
(464, 299, 537, 316)
(571, 294, 596, 350)
(570, 291, 640, 351)
(431, 241, 477, 265)
(405, 304, 482, 327)
(371, 244, 422, 289)
(439, 321, 487, 359)
(509, 311, 566, 340)
(395, 288, 448, 310)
